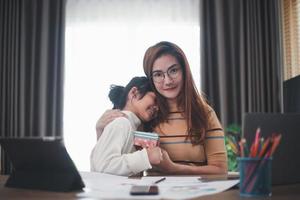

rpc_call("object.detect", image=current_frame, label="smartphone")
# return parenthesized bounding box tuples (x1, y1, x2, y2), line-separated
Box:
(130, 185, 159, 195)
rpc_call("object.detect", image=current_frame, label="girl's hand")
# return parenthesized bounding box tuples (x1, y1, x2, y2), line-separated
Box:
(146, 147, 163, 165)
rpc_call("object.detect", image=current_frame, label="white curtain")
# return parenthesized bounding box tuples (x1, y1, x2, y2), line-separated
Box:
(64, 0, 200, 171)
(67, 0, 199, 25)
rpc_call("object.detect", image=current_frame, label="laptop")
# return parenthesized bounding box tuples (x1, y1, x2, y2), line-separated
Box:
(242, 113, 300, 185)
(0, 137, 85, 192)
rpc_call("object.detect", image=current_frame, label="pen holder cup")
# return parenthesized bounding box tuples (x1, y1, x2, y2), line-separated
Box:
(238, 157, 272, 197)
(133, 131, 159, 149)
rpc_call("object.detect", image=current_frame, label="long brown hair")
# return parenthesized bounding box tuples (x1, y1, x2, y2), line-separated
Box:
(143, 41, 209, 144)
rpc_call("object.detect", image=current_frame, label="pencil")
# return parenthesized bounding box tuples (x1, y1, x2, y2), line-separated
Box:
(241, 138, 249, 157)
(245, 133, 282, 193)
(252, 128, 261, 157)
(239, 141, 245, 157)
(269, 134, 282, 157)
(258, 137, 271, 158)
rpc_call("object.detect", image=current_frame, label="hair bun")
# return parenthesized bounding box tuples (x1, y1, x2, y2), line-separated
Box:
(108, 85, 124, 107)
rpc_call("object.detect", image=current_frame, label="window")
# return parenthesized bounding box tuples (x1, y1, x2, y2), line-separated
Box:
(64, 0, 200, 171)
(282, 0, 300, 80)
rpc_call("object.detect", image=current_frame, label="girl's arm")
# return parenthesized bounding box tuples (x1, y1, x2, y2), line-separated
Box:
(91, 117, 151, 176)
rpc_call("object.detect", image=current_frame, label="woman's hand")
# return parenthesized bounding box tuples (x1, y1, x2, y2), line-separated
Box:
(95, 109, 126, 140)
(153, 149, 176, 173)
(153, 149, 227, 175)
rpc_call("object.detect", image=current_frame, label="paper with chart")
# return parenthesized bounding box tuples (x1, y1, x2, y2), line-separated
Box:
(78, 171, 239, 199)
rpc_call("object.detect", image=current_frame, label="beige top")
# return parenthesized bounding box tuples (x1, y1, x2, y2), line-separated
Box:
(154, 109, 227, 166)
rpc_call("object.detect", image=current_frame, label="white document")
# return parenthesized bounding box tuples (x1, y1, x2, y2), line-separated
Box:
(77, 171, 239, 199)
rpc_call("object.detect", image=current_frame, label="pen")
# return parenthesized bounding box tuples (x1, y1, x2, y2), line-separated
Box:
(154, 177, 166, 184)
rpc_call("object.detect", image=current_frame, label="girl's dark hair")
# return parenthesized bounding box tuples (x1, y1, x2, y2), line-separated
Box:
(108, 76, 153, 109)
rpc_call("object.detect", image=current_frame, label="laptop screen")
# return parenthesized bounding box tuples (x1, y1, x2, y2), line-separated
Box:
(242, 113, 300, 185)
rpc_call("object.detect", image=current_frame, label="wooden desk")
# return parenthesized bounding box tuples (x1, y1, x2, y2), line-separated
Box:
(1, 175, 300, 199)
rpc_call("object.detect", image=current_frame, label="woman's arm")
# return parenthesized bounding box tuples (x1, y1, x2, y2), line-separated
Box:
(202, 109, 228, 174)
(95, 109, 126, 140)
(155, 149, 227, 175)
(95, 105, 157, 140)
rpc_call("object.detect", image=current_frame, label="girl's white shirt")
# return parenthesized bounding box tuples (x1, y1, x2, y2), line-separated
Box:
(90, 110, 151, 176)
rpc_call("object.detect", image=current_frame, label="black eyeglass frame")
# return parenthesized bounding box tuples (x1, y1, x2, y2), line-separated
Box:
(151, 64, 182, 83)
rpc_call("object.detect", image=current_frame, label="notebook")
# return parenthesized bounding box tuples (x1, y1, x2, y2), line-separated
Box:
(242, 113, 300, 185)
(0, 137, 85, 192)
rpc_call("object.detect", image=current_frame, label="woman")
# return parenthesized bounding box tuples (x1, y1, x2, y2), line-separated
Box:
(90, 76, 162, 176)
(96, 41, 227, 175)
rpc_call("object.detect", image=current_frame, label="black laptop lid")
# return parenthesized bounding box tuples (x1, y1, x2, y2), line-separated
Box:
(242, 113, 300, 185)
(0, 137, 85, 192)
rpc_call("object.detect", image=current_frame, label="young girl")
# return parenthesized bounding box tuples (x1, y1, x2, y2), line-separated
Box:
(90, 76, 162, 176)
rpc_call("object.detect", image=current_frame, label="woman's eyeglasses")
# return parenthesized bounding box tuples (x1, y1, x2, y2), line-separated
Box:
(151, 65, 181, 83)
